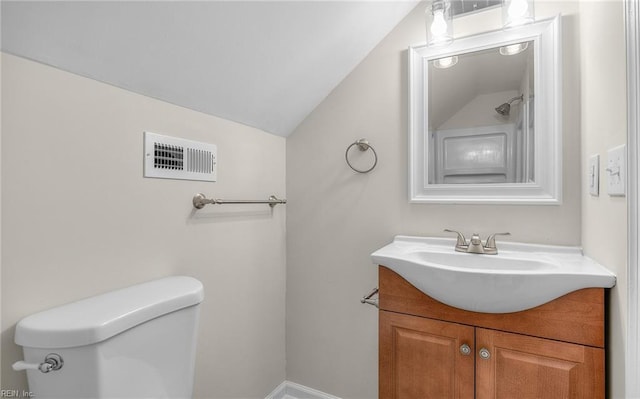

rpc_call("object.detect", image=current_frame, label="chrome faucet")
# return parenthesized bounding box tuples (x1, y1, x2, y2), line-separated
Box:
(444, 229, 510, 255)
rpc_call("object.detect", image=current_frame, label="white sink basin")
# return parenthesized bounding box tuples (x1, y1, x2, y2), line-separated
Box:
(371, 236, 616, 313)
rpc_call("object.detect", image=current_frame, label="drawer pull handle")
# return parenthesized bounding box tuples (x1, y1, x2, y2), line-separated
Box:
(459, 344, 471, 356)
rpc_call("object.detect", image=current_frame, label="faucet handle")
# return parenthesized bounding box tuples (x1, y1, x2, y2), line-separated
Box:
(470, 233, 482, 245)
(485, 232, 511, 249)
(444, 229, 467, 246)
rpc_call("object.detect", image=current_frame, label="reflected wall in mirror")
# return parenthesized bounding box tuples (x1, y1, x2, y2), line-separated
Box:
(429, 41, 534, 184)
(409, 16, 561, 204)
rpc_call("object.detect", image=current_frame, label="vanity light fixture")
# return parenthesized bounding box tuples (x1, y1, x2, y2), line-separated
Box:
(502, 0, 534, 29)
(427, 0, 453, 47)
(499, 42, 529, 55)
(433, 56, 458, 69)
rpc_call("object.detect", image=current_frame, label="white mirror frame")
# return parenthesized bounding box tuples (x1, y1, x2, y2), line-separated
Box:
(409, 16, 562, 204)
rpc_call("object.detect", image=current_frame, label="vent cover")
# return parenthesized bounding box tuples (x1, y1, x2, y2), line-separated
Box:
(144, 132, 217, 182)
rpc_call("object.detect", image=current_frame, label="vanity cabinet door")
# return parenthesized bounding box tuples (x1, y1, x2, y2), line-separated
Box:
(379, 311, 474, 399)
(475, 328, 605, 399)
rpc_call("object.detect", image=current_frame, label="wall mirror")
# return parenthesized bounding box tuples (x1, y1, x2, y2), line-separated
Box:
(409, 16, 561, 204)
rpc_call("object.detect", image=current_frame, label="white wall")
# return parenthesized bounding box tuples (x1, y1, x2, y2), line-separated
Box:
(1, 53, 286, 398)
(578, 2, 628, 398)
(286, 2, 594, 398)
(438, 90, 520, 129)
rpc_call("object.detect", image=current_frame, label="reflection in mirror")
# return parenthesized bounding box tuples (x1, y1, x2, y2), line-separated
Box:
(408, 16, 561, 204)
(428, 41, 534, 184)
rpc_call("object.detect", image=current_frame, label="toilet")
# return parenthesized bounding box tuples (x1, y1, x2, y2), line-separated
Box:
(13, 276, 204, 399)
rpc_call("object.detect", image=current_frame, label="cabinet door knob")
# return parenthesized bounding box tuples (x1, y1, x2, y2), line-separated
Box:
(459, 344, 471, 356)
(479, 347, 491, 359)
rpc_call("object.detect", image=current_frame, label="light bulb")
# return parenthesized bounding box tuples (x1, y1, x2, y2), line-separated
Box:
(427, 1, 453, 47)
(499, 42, 529, 56)
(430, 10, 448, 37)
(433, 56, 458, 69)
(508, 0, 528, 18)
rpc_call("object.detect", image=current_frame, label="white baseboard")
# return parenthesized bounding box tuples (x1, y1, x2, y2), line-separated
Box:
(265, 381, 341, 399)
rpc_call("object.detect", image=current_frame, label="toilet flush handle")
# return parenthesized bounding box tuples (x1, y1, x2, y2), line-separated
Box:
(12, 353, 63, 373)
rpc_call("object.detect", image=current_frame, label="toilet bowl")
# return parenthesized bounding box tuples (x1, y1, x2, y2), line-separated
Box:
(13, 276, 204, 399)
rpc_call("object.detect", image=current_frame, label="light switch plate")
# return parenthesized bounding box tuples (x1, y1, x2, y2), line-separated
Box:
(588, 154, 599, 196)
(606, 144, 626, 196)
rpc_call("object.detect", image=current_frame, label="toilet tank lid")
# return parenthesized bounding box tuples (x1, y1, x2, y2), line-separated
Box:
(15, 276, 204, 349)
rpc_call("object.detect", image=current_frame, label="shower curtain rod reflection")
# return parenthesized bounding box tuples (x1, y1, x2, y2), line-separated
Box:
(192, 193, 287, 210)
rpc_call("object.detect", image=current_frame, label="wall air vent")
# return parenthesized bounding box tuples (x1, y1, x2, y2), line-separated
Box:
(144, 131, 217, 182)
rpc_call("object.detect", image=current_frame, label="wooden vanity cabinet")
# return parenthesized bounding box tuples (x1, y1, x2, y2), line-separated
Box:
(378, 266, 606, 399)
(380, 311, 475, 398)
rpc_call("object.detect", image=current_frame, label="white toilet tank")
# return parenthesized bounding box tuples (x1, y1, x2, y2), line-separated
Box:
(13, 276, 204, 399)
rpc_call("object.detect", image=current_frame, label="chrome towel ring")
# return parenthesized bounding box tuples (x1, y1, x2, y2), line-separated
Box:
(345, 138, 378, 173)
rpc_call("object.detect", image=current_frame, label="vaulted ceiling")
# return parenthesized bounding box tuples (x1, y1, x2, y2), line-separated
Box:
(1, 1, 420, 137)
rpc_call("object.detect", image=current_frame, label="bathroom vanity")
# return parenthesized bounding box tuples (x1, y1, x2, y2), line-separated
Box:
(378, 266, 606, 398)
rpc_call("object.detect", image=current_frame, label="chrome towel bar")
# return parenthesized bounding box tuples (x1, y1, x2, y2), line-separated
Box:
(192, 193, 287, 209)
(360, 287, 379, 308)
